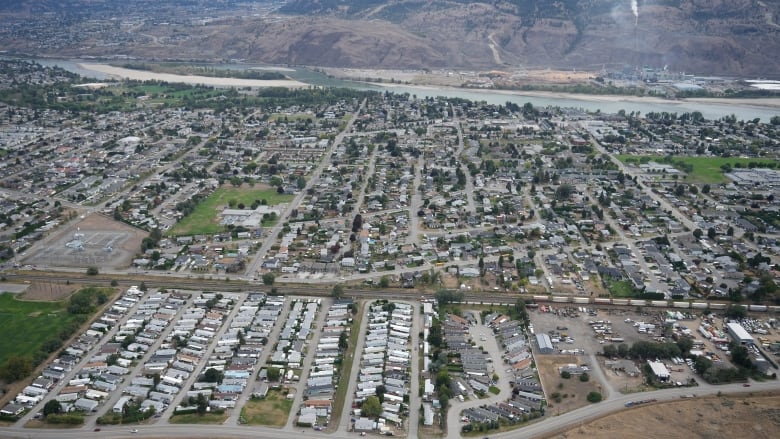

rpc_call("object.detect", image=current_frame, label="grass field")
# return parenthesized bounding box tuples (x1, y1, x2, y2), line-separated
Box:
(606, 279, 637, 298)
(239, 390, 292, 426)
(617, 155, 779, 183)
(0, 293, 79, 366)
(168, 185, 293, 236)
(169, 411, 228, 424)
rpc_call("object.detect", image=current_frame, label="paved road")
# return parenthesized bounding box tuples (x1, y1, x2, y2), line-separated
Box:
(336, 300, 369, 434)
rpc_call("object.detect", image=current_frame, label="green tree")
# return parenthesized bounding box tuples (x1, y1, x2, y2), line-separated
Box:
(338, 330, 348, 350)
(262, 272, 275, 286)
(332, 284, 344, 299)
(0, 355, 33, 382)
(43, 399, 62, 417)
(379, 276, 389, 288)
(587, 391, 602, 403)
(267, 367, 281, 382)
(203, 367, 223, 384)
(579, 372, 590, 382)
(86, 266, 99, 275)
(361, 395, 383, 418)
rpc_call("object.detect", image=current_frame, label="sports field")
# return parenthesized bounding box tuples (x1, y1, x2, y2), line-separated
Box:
(169, 185, 293, 236)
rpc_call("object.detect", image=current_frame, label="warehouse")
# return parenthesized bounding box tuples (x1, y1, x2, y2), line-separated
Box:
(647, 360, 670, 382)
(726, 322, 754, 345)
(535, 333, 554, 354)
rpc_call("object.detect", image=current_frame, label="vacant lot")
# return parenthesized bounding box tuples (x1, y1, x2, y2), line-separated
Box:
(169, 411, 229, 424)
(169, 184, 293, 236)
(536, 355, 604, 415)
(240, 390, 292, 427)
(550, 393, 780, 439)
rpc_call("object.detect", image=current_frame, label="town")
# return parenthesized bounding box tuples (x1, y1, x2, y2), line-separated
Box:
(0, 59, 780, 438)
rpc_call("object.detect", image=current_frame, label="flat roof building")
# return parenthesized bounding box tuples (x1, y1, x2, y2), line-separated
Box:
(726, 322, 754, 345)
(647, 360, 670, 381)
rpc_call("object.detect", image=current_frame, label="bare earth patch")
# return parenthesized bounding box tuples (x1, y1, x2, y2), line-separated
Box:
(21, 282, 81, 301)
(536, 355, 605, 415)
(21, 213, 147, 270)
(550, 394, 780, 439)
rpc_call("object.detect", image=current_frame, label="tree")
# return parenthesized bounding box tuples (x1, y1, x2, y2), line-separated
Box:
(338, 330, 348, 350)
(196, 393, 208, 415)
(86, 266, 99, 275)
(0, 355, 33, 382)
(332, 284, 344, 299)
(579, 372, 590, 382)
(707, 227, 717, 240)
(587, 391, 602, 403)
(203, 367, 223, 384)
(361, 395, 383, 418)
(692, 229, 703, 240)
(267, 367, 281, 382)
(262, 272, 275, 286)
(43, 399, 62, 417)
(379, 276, 389, 288)
(554, 184, 575, 201)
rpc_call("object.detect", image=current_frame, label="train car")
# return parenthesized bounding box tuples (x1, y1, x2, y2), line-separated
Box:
(708, 302, 727, 310)
(612, 299, 629, 306)
(629, 299, 646, 306)
(552, 296, 569, 303)
(748, 304, 768, 312)
(691, 302, 708, 309)
(572, 297, 589, 304)
(650, 300, 667, 308)
(594, 298, 611, 305)
(533, 295, 550, 302)
(673, 302, 690, 309)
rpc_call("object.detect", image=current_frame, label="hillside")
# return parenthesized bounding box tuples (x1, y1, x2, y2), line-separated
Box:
(1, 1, 779, 77)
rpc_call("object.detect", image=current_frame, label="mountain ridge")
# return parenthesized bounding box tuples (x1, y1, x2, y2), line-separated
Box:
(0, 1, 778, 77)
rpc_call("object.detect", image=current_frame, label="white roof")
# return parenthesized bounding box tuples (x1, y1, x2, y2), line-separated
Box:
(726, 322, 754, 342)
(647, 360, 670, 378)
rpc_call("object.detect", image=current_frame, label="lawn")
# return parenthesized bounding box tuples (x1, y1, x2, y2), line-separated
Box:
(606, 279, 637, 298)
(0, 293, 79, 366)
(617, 155, 779, 183)
(239, 390, 292, 426)
(168, 184, 293, 236)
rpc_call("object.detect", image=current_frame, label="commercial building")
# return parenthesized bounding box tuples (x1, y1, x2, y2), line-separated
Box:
(726, 322, 754, 345)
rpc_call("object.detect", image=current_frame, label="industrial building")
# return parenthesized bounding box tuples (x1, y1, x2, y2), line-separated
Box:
(726, 322, 754, 345)
(535, 333, 554, 354)
(647, 360, 670, 382)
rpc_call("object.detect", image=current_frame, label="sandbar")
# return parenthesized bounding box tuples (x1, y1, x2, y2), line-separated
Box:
(79, 63, 310, 89)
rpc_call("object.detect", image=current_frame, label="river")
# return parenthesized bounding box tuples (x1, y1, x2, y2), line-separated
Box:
(29, 58, 780, 122)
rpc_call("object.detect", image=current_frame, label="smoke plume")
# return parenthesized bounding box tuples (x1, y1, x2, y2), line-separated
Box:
(631, 0, 638, 26)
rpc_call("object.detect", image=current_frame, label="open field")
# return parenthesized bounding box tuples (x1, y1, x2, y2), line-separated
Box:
(20, 213, 147, 270)
(169, 411, 229, 424)
(168, 184, 292, 236)
(549, 393, 780, 439)
(239, 390, 292, 427)
(19, 282, 81, 301)
(617, 155, 780, 183)
(0, 293, 76, 366)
